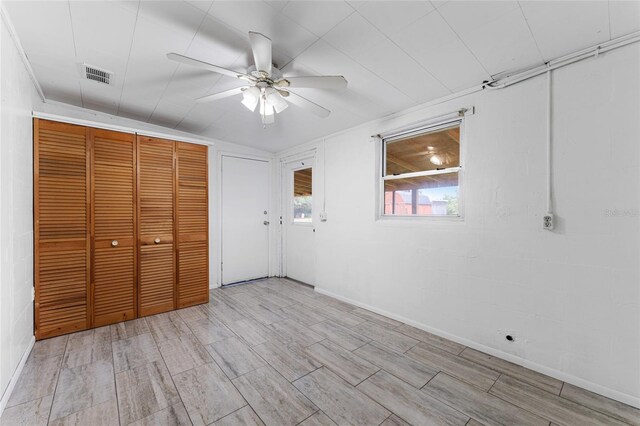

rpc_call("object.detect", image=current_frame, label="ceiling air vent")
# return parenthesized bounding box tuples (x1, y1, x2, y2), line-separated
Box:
(80, 63, 114, 85)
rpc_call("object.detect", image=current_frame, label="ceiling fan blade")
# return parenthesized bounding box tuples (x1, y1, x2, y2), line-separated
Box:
(276, 76, 347, 89)
(167, 53, 248, 80)
(285, 91, 331, 118)
(196, 87, 247, 103)
(248, 32, 272, 75)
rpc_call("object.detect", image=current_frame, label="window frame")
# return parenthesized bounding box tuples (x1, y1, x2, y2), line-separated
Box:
(379, 117, 465, 220)
(291, 164, 314, 226)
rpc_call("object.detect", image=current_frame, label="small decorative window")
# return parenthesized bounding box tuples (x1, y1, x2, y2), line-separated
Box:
(382, 120, 462, 217)
(293, 167, 312, 223)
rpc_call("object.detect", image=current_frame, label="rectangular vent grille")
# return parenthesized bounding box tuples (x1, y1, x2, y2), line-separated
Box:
(82, 64, 114, 85)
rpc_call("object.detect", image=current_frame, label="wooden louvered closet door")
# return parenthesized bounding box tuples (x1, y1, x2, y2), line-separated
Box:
(35, 120, 210, 338)
(91, 129, 136, 326)
(137, 136, 176, 316)
(35, 119, 90, 339)
(176, 142, 209, 307)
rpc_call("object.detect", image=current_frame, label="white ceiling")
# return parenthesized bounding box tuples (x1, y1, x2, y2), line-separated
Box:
(5, 0, 640, 152)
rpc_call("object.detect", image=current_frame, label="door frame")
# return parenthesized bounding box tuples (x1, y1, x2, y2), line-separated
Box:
(279, 149, 317, 280)
(217, 151, 275, 287)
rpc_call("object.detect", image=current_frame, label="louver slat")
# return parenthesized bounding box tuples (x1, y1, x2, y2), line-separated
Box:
(35, 119, 90, 339)
(138, 136, 176, 316)
(92, 128, 137, 326)
(176, 143, 209, 307)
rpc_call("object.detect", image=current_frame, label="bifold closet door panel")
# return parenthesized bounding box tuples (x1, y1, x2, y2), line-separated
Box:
(137, 136, 176, 316)
(92, 128, 136, 326)
(176, 142, 209, 308)
(35, 119, 90, 339)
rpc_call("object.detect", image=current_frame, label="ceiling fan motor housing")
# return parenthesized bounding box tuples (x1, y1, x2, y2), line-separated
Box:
(247, 64, 283, 84)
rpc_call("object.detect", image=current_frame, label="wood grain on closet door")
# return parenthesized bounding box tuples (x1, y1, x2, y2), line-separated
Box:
(91, 128, 137, 326)
(176, 142, 209, 307)
(34, 119, 90, 339)
(137, 136, 176, 316)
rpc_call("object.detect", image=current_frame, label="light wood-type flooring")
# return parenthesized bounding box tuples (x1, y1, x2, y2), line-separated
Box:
(2, 278, 638, 425)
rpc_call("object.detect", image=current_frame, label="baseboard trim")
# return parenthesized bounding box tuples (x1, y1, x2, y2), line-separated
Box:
(314, 287, 640, 409)
(0, 336, 35, 416)
(282, 276, 314, 289)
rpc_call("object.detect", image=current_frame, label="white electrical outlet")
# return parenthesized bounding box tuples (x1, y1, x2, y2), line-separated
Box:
(319, 211, 327, 222)
(543, 213, 554, 230)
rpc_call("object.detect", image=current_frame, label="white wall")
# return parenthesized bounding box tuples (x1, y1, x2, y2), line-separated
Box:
(0, 11, 43, 412)
(277, 43, 640, 407)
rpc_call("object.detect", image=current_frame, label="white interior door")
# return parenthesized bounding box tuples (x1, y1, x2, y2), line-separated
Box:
(283, 157, 316, 285)
(221, 155, 270, 284)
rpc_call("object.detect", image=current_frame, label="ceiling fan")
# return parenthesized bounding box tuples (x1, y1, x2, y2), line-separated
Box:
(167, 31, 347, 126)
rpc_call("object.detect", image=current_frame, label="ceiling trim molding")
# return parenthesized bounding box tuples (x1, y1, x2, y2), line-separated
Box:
(0, 4, 46, 102)
(32, 111, 217, 147)
(279, 147, 317, 164)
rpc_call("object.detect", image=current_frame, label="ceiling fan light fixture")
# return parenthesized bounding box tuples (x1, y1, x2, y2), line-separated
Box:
(259, 96, 275, 126)
(241, 86, 260, 111)
(259, 96, 274, 116)
(261, 100, 275, 125)
(265, 88, 288, 114)
(429, 155, 443, 166)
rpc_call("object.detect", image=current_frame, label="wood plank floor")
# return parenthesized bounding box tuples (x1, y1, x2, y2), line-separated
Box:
(2, 278, 638, 426)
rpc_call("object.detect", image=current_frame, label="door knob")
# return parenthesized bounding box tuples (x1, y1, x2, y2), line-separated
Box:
(154, 238, 161, 244)
(263, 221, 270, 226)
(111, 240, 118, 247)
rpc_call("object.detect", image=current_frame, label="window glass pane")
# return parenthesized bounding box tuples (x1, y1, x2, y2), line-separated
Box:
(393, 190, 413, 215)
(293, 168, 312, 222)
(383, 172, 459, 216)
(385, 124, 460, 176)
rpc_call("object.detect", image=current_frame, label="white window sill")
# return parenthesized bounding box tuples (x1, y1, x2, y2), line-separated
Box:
(292, 221, 314, 227)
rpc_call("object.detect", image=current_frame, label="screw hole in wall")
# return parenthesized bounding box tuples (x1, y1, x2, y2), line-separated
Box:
(505, 334, 515, 342)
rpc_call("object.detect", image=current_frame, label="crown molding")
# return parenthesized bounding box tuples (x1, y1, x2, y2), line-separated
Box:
(0, 4, 46, 102)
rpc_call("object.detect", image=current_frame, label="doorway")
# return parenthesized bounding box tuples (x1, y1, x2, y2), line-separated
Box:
(282, 156, 316, 286)
(220, 155, 271, 285)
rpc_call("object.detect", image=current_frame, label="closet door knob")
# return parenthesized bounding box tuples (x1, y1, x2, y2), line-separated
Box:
(154, 238, 161, 244)
(111, 240, 118, 247)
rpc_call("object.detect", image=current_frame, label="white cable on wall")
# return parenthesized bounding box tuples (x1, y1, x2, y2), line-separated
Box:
(484, 31, 639, 90)
(546, 68, 553, 215)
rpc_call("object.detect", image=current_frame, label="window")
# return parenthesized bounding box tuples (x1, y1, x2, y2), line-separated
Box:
(293, 167, 312, 223)
(382, 120, 461, 217)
